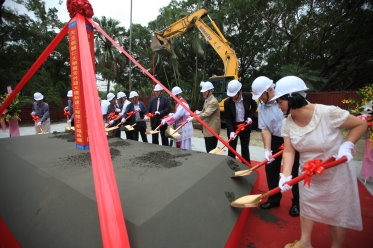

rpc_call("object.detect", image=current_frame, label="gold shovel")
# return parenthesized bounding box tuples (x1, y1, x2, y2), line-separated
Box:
(124, 123, 136, 131)
(230, 157, 345, 208)
(231, 146, 284, 178)
(105, 109, 140, 132)
(167, 119, 189, 139)
(105, 122, 122, 132)
(146, 123, 163, 134)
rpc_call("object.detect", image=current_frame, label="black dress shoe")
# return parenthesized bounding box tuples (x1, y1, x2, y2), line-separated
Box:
(260, 202, 280, 209)
(289, 204, 300, 217)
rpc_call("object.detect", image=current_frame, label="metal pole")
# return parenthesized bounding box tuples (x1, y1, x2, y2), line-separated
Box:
(128, 0, 133, 92)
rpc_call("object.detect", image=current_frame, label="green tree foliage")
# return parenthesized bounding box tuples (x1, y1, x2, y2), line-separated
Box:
(149, 0, 373, 95)
(93, 16, 125, 94)
(0, 0, 70, 106)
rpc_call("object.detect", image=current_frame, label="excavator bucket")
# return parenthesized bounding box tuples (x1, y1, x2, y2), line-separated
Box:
(151, 36, 172, 56)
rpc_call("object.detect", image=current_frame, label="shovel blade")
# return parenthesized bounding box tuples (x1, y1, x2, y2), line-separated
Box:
(105, 126, 119, 132)
(230, 194, 262, 208)
(124, 125, 135, 131)
(231, 169, 253, 178)
(171, 133, 181, 139)
(209, 147, 225, 154)
(146, 130, 160, 135)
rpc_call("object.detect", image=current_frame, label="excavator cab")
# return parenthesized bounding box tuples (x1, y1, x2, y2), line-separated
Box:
(208, 75, 234, 103)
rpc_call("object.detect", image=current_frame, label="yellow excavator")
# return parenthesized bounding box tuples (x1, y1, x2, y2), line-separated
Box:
(151, 8, 239, 120)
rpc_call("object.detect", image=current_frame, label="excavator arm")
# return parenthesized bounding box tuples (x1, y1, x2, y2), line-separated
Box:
(151, 8, 239, 80)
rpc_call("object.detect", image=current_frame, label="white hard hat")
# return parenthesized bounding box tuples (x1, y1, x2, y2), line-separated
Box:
(117, 91, 126, 99)
(251, 76, 273, 100)
(200, 81, 214, 92)
(129, 91, 139, 99)
(107, 92, 115, 101)
(153, 84, 163, 91)
(171, 86, 182, 95)
(227, 80, 242, 96)
(271, 76, 309, 101)
(34, 92, 44, 101)
(67, 90, 73, 97)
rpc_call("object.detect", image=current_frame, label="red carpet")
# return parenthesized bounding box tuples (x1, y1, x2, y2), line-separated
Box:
(227, 162, 373, 248)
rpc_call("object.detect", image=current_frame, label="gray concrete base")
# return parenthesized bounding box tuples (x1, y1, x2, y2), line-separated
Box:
(0, 132, 256, 248)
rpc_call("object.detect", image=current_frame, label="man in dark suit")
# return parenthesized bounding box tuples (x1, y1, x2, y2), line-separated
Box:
(124, 91, 148, 142)
(146, 84, 171, 146)
(224, 80, 257, 164)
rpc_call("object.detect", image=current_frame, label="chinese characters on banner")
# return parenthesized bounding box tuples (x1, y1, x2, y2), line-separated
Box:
(68, 19, 95, 149)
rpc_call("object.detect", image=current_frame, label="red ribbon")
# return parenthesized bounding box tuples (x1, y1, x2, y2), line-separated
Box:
(107, 112, 120, 121)
(64, 110, 71, 117)
(302, 159, 323, 186)
(234, 122, 250, 135)
(30, 114, 40, 123)
(66, 0, 94, 18)
(145, 112, 155, 118)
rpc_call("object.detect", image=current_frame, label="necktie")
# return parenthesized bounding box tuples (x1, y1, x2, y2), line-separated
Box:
(156, 98, 160, 111)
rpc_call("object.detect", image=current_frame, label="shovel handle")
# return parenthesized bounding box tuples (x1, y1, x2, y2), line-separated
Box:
(250, 149, 284, 171)
(171, 120, 189, 135)
(154, 123, 163, 131)
(261, 156, 346, 199)
(218, 122, 251, 150)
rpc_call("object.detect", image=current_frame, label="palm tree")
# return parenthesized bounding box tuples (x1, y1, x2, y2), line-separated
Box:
(93, 16, 126, 94)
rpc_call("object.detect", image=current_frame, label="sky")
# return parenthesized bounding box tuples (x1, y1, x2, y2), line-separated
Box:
(4, 0, 172, 29)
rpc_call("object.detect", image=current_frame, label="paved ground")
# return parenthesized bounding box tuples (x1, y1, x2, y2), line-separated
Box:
(1, 121, 372, 195)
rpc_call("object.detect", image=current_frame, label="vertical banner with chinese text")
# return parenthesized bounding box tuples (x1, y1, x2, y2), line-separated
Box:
(68, 19, 95, 149)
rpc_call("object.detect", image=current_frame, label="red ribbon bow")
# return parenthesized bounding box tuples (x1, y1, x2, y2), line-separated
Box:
(128, 109, 140, 117)
(302, 159, 323, 186)
(64, 110, 71, 117)
(107, 112, 120, 121)
(236, 123, 247, 132)
(30, 114, 40, 122)
(145, 112, 155, 118)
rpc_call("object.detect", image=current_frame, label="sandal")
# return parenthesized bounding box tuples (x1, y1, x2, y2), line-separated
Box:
(284, 240, 304, 248)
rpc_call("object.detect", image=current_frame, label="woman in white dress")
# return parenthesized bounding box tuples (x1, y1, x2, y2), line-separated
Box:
(271, 76, 367, 248)
(162, 86, 193, 150)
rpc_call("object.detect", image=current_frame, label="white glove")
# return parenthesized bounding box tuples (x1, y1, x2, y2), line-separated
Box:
(279, 173, 292, 192)
(155, 111, 160, 115)
(109, 120, 115, 125)
(168, 113, 174, 116)
(161, 119, 167, 125)
(229, 132, 237, 140)
(336, 141, 354, 162)
(246, 117, 252, 124)
(143, 116, 149, 121)
(31, 111, 36, 116)
(64, 106, 68, 111)
(194, 110, 201, 115)
(37, 121, 42, 126)
(187, 117, 194, 122)
(264, 149, 274, 163)
(115, 108, 121, 113)
(67, 119, 71, 124)
(121, 118, 126, 123)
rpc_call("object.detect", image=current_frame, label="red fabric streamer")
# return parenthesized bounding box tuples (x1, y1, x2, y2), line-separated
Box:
(75, 14, 130, 247)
